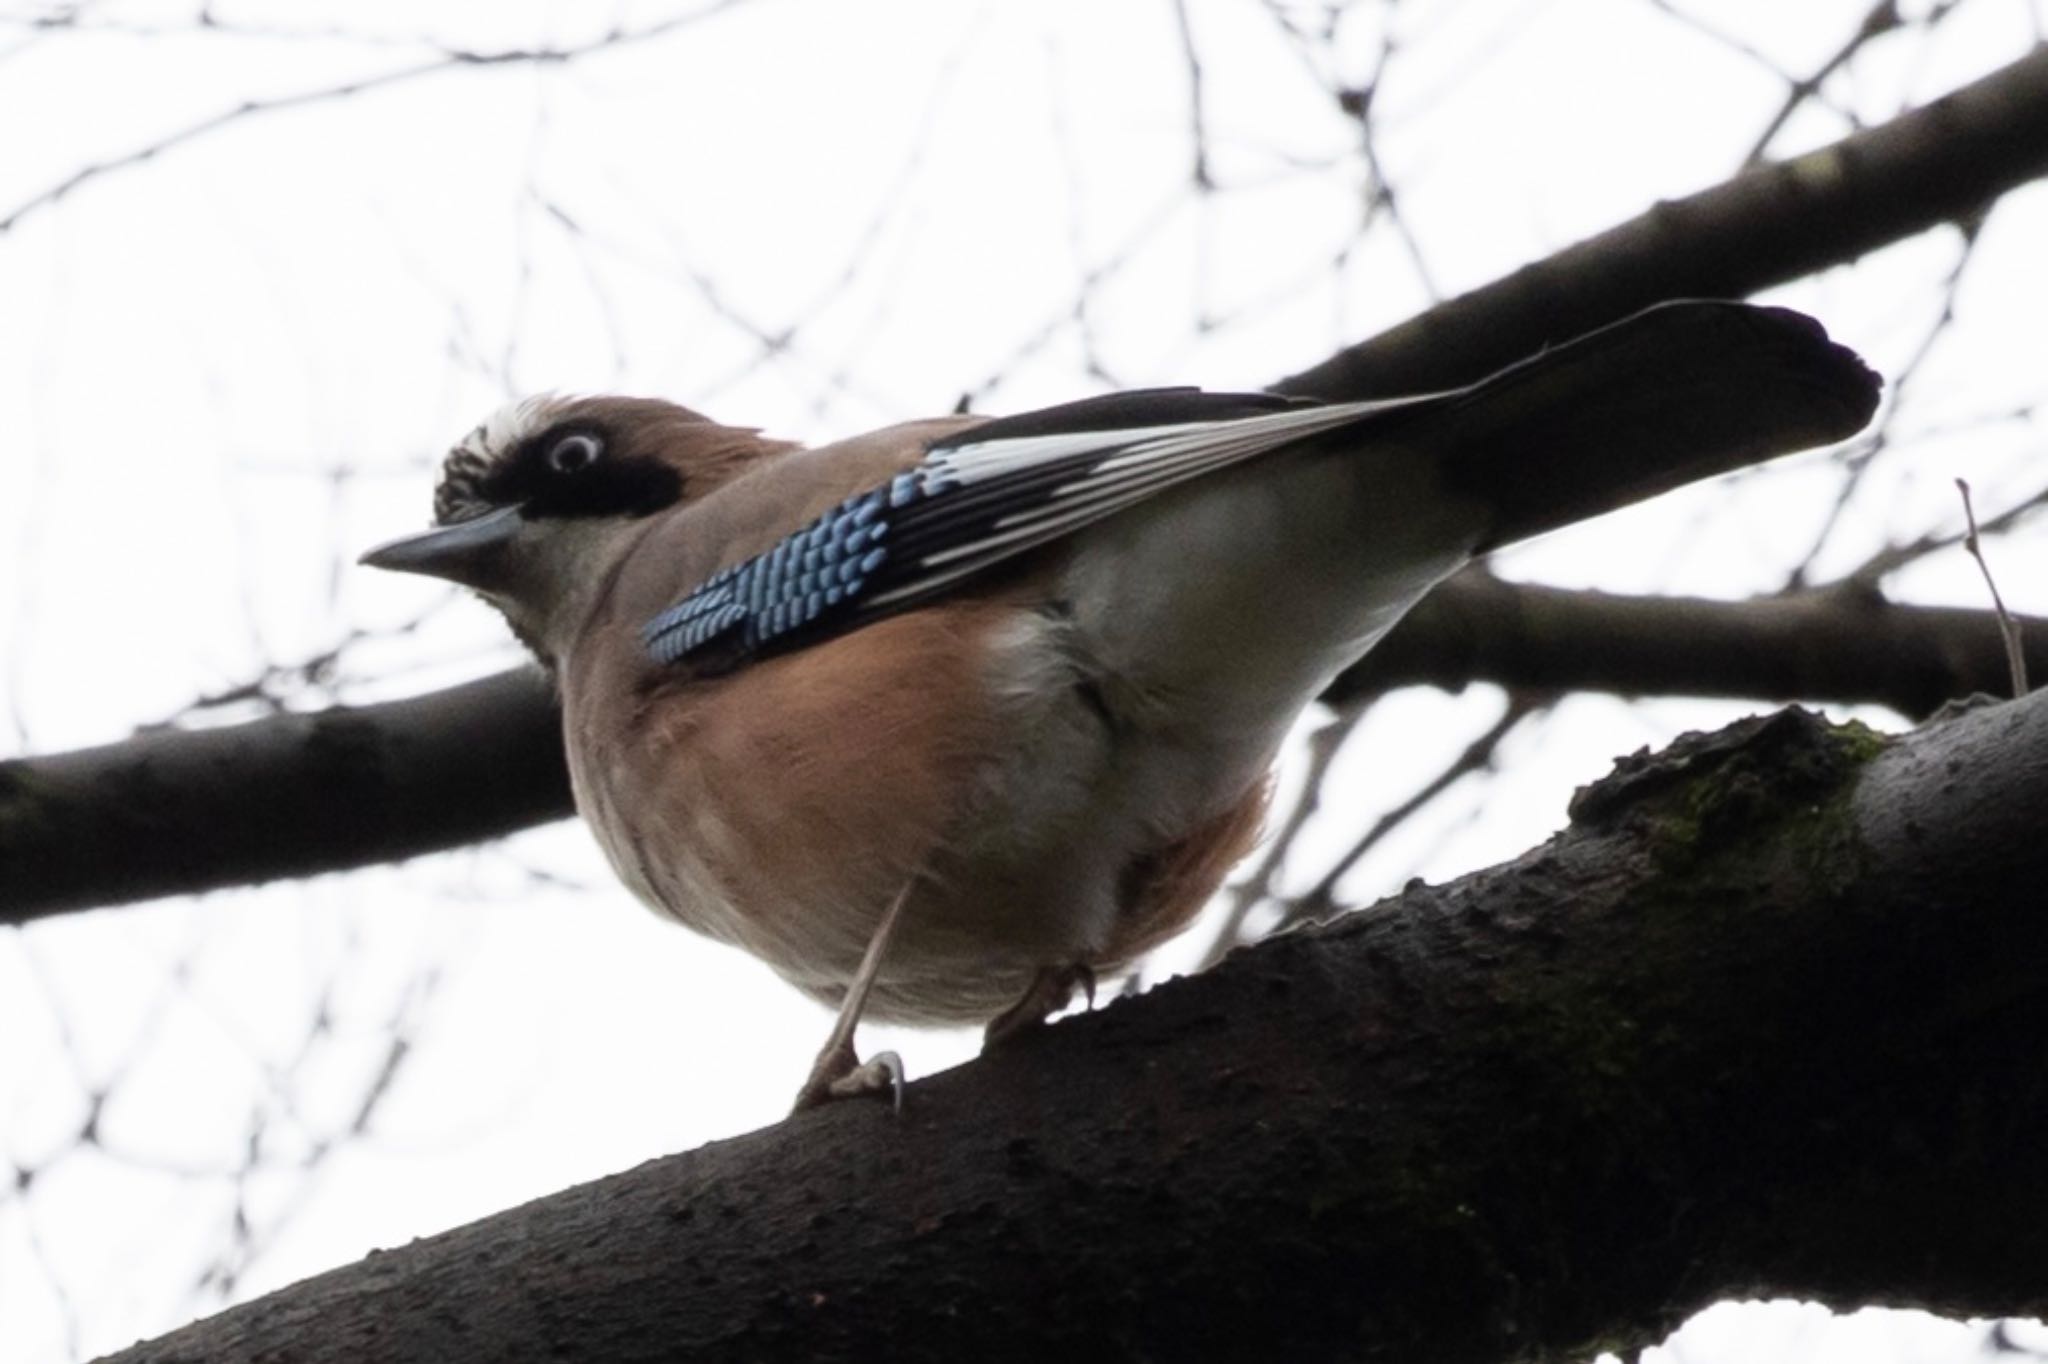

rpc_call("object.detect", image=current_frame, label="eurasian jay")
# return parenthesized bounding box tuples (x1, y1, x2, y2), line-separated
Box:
(362, 300, 1881, 1109)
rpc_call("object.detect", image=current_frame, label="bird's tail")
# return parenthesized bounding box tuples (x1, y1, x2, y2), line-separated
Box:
(1407, 300, 1883, 552)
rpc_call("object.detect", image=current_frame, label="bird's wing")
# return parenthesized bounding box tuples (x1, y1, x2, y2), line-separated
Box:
(642, 302, 1882, 673)
(639, 387, 1434, 670)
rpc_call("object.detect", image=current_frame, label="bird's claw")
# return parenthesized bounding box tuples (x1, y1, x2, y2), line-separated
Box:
(983, 963, 1097, 1048)
(793, 1044, 904, 1115)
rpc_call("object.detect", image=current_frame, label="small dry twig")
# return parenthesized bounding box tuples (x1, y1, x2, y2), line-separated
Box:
(1957, 478, 2029, 697)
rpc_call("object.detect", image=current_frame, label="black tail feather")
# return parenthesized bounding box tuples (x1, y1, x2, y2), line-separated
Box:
(1417, 300, 1882, 552)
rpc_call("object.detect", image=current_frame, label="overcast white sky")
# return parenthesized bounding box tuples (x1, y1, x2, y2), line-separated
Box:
(2, 2, 2045, 1360)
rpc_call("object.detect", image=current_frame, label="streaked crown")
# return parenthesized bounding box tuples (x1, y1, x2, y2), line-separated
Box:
(430, 395, 779, 527)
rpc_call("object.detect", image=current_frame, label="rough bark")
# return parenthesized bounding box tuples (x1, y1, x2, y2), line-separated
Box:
(98, 689, 2048, 1364)
(9, 46, 2048, 922)
(7, 579, 2042, 923)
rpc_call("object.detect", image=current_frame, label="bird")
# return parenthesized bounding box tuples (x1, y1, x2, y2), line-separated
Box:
(362, 300, 1881, 1111)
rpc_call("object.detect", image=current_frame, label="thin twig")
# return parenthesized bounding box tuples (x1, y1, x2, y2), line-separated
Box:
(0, 2, 748, 236)
(1168, 0, 1214, 190)
(1195, 702, 1366, 970)
(1273, 691, 1554, 934)
(1785, 211, 1985, 590)
(1956, 478, 2029, 697)
(1842, 478, 2048, 587)
(1738, 0, 1903, 166)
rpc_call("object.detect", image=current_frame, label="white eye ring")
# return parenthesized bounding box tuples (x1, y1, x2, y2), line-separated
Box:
(547, 431, 602, 473)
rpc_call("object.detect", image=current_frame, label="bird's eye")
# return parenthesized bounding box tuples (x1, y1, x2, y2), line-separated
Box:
(546, 431, 603, 474)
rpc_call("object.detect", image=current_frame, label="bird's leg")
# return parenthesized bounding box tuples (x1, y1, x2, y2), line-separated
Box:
(983, 963, 1097, 1049)
(792, 880, 914, 1113)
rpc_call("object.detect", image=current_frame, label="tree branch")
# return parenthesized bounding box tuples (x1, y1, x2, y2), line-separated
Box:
(0, 3, 749, 236)
(97, 691, 2048, 1363)
(1274, 43, 2048, 399)
(7, 575, 2042, 923)
(1335, 571, 2043, 718)
(0, 671, 567, 921)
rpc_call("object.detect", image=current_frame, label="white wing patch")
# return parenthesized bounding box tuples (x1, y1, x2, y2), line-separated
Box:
(864, 398, 1423, 607)
(643, 392, 1441, 669)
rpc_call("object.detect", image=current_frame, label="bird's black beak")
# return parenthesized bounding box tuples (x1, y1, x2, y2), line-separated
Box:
(358, 503, 525, 589)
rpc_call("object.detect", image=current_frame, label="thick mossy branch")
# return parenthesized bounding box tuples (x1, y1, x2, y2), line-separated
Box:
(100, 693, 2048, 1364)
(1569, 708, 1881, 880)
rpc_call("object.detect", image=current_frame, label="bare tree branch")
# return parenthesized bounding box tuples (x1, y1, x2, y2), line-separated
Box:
(1, 670, 567, 921)
(0, 2, 750, 236)
(1328, 569, 2047, 716)
(1273, 689, 1552, 932)
(7, 576, 2041, 924)
(1274, 43, 2048, 400)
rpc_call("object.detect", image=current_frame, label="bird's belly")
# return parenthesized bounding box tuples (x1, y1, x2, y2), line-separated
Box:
(776, 608, 1286, 1025)
(565, 608, 1272, 1028)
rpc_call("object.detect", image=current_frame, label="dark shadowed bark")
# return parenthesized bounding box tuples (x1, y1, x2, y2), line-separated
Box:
(1, 671, 568, 922)
(1337, 572, 2042, 716)
(99, 690, 2048, 1364)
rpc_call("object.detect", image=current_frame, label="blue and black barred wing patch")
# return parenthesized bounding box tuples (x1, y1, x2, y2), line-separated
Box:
(641, 388, 1433, 669)
(640, 471, 933, 668)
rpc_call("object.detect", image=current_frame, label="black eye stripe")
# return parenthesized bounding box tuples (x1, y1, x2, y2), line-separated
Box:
(433, 419, 682, 525)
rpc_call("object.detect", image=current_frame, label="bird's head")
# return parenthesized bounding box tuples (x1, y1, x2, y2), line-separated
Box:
(361, 395, 786, 664)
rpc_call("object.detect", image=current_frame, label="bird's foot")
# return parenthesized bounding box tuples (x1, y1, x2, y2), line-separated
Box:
(792, 1037, 904, 1114)
(983, 963, 1097, 1049)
